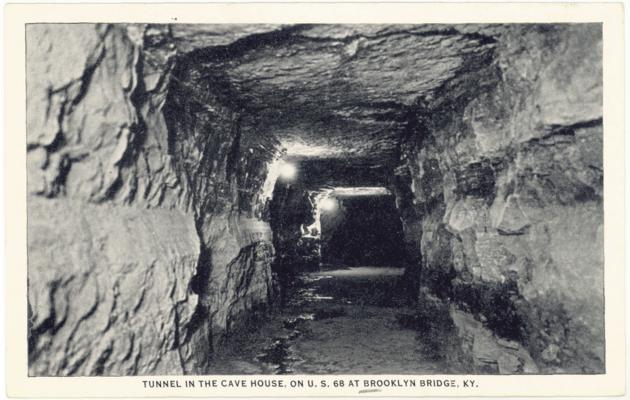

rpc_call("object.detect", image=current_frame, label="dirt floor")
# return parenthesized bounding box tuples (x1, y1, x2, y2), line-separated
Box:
(209, 267, 464, 374)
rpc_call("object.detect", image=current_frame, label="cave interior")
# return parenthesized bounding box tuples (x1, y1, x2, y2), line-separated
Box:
(26, 23, 604, 376)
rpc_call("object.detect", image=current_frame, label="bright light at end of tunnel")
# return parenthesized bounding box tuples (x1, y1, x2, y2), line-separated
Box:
(320, 197, 337, 212)
(278, 162, 297, 180)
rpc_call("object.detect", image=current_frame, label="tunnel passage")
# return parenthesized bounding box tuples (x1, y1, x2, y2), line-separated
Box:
(319, 191, 406, 268)
(26, 23, 603, 376)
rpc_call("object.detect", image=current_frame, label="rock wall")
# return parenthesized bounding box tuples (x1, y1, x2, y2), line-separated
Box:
(397, 24, 604, 373)
(26, 24, 277, 375)
(27, 198, 200, 375)
(164, 54, 279, 346)
(269, 182, 320, 300)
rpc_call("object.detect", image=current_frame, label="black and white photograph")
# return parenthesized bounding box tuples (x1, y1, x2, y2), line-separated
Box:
(4, 2, 626, 397)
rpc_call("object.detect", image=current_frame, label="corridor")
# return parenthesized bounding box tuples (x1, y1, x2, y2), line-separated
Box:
(25, 23, 604, 377)
(212, 267, 464, 375)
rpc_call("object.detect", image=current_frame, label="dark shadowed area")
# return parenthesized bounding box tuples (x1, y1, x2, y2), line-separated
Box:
(321, 195, 406, 267)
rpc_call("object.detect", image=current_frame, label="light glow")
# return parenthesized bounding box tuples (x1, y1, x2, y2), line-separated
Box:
(320, 197, 337, 212)
(281, 139, 346, 157)
(302, 186, 390, 239)
(278, 162, 297, 180)
(331, 187, 391, 197)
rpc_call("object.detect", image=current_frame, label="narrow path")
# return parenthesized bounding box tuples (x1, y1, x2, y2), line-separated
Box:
(211, 267, 461, 374)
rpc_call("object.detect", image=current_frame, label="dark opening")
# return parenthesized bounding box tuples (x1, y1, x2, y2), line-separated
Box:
(320, 195, 406, 268)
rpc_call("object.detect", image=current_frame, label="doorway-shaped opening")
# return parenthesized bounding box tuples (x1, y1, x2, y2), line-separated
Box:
(319, 191, 406, 269)
(312, 188, 410, 305)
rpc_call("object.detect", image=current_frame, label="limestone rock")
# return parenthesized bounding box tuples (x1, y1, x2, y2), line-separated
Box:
(446, 197, 488, 233)
(209, 241, 275, 339)
(451, 309, 538, 374)
(26, 23, 279, 376)
(396, 24, 603, 373)
(495, 195, 530, 235)
(185, 24, 495, 165)
(541, 343, 561, 363)
(27, 198, 201, 376)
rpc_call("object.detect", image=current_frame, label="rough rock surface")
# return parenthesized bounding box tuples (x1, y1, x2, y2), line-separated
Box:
(187, 24, 495, 164)
(395, 24, 603, 373)
(27, 22, 603, 375)
(27, 198, 201, 375)
(202, 215, 275, 341)
(27, 24, 278, 375)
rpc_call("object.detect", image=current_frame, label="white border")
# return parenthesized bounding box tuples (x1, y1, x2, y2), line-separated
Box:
(3, 2, 625, 397)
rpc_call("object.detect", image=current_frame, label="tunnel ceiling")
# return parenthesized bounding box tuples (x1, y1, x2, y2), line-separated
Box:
(169, 24, 497, 169)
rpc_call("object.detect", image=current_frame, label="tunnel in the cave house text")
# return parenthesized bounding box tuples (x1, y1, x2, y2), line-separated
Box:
(26, 23, 604, 376)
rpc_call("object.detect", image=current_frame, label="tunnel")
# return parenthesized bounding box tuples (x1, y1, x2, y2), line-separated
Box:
(26, 23, 604, 376)
(319, 189, 406, 268)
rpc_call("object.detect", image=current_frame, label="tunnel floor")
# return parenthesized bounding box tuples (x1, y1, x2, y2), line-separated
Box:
(210, 267, 464, 374)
